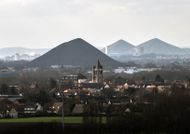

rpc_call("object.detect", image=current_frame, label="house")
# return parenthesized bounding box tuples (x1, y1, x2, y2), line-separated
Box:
(9, 108, 18, 118)
(24, 104, 37, 114)
(72, 104, 84, 115)
(45, 100, 75, 115)
(59, 75, 78, 89)
(52, 102, 62, 114)
(24, 103, 43, 115)
(45, 102, 62, 115)
(80, 83, 104, 90)
(77, 73, 88, 84)
(36, 103, 43, 111)
(0, 99, 18, 118)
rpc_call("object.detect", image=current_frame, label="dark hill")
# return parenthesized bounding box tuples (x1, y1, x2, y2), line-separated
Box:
(29, 38, 123, 68)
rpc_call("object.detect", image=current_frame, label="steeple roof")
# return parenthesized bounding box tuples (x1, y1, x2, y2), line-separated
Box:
(96, 59, 103, 69)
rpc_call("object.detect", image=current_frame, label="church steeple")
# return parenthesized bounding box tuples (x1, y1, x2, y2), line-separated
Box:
(92, 60, 103, 83)
(96, 59, 103, 68)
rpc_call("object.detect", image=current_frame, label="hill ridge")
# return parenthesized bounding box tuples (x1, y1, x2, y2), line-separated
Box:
(106, 39, 135, 55)
(137, 38, 183, 55)
(29, 38, 123, 68)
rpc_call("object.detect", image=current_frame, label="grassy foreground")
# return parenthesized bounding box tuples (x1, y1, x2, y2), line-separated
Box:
(0, 117, 83, 123)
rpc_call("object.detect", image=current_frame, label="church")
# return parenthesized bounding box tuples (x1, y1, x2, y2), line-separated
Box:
(92, 59, 103, 83)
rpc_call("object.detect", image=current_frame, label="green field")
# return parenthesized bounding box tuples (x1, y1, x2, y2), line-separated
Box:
(0, 117, 83, 123)
(0, 116, 107, 124)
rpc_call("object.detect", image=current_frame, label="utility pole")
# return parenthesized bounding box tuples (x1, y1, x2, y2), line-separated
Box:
(59, 79, 64, 129)
(61, 92, 64, 129)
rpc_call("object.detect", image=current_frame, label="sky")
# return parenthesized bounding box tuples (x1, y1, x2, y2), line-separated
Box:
(0, 0, 189, 49)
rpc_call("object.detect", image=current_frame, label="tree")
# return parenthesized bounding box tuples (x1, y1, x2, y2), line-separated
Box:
(0, 84, 8, 94)
(35, 90, 52, 106)
(25, 90, 52, 106)
(49, 78, 57, 89)
(115, 76, 126, 85)
(9, 86, 17, 95)
(102, 88, 115, 98)
(155, 74, 164, 83)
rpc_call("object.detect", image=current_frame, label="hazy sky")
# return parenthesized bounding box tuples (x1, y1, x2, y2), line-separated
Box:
(0, 0, 189, 48)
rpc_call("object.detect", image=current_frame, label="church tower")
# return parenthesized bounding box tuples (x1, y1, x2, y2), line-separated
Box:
(92, 60, 103, 83)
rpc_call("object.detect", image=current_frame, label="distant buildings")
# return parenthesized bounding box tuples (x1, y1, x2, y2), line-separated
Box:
(114, 67, 160, 74)
(57, 60, 104, 91)
(4, 53, 41, 61)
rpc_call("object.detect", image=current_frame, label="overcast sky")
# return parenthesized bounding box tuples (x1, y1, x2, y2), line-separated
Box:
(0, 0, 189, 48)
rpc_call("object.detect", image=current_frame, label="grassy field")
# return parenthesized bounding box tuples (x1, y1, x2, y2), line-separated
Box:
(0, 117, 83, 123)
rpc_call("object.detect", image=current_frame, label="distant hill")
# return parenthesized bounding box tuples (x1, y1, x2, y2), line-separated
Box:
(29, 38, 123, 68)
(137, 38, 183, 55)
(106, 39, 135, 56)
(0, 47, 49, 58)
(181, 48, 190, 54)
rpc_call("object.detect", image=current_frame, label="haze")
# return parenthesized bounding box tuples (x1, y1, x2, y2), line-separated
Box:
(0, 0, 189, 48)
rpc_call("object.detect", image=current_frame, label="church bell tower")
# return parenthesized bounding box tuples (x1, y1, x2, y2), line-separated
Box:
(92, 59, 103, 83)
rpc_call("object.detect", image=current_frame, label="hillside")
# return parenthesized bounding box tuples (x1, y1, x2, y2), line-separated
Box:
(106, 39, 135, 55)
(29, 38, 123, 68)
(137, 38, 183, 55)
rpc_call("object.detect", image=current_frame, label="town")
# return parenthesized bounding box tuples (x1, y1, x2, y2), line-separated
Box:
(0, 59, 189, 120)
